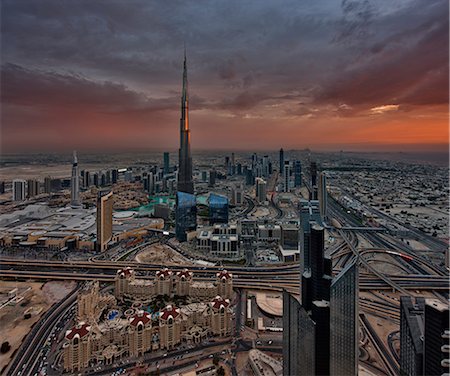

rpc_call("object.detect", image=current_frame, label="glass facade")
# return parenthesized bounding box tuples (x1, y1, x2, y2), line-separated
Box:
(294, 160, 302, 187)
(209, 194, 229, 224)
(330, 262, 359, 376)
(283, 291, 315, 376)
(175, 191, 197, 241)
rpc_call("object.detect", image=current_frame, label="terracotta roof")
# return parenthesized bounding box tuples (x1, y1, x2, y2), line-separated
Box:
(156, 268, 173, 279)
(211, 296, 230, 310)
(176, 268, 193, 280)
(66, 322, 91, 340)
(216, 270, 232, 280)
(117, 267, 134, 277)
(160, 304, 180, 321)
(129, 311, 152, 326)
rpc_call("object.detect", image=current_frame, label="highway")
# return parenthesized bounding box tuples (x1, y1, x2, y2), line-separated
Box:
(6, 286, 79, 376)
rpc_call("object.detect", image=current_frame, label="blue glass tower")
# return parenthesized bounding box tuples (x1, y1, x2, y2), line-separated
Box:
(209, 194, 229, 224)
(175, 191, 197, 241)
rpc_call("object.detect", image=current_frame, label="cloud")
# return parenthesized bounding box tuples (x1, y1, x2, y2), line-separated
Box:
(0, 0, 448, 152)
(369, 104, 399, 115)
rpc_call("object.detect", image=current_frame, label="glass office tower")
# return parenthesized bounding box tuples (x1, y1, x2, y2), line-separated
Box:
(209, 193, 229, 224)
(175, 191, 197, 241)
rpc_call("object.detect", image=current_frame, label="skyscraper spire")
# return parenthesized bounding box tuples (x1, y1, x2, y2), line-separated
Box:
(177, 49, 194, 194)
(71, 150, 81, 208)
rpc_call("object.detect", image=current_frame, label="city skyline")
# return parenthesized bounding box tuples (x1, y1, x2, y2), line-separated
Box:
(1, 0, 448, 153)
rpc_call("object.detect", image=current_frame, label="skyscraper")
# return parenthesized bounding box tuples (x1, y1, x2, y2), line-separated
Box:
(163, 152, 170, 175)
(283, 160, 291, 192)
(96, 190, 113, 252)
(209, 194, 229, 224)
(279, 148, 284, 175)
(310, 161, 317, 187)
(283, 291, 315, 376)
(255, 178, 267, 203)
(27, 179, 39, 198)
(209, 170, 216, 187)
(423, 299, 449, 376)
(318, 171, 327, 219)
(71, 151, 81, 208)
(44, 176, 52, 194)
(231, 183, 243, 206)
(294, 160, 302, 187)
(175, 191, 197, 242)
(330, 261, 359, 376)
(177, 51, 194, 194)
(12, 179, 26, 201)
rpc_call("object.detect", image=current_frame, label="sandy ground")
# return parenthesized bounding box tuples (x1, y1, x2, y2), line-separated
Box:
(255, 292, 283, 317)
(135, 243, 192, 266)
(251, 207, 270, 218)
(0, 280, 76, 372)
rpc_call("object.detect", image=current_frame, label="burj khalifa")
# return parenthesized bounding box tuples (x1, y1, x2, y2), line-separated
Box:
(177, 50, 194, 194)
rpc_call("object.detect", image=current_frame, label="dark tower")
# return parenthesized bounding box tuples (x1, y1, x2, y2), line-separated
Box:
(177, 50, 194, 194)
(279, 148, 284, 175)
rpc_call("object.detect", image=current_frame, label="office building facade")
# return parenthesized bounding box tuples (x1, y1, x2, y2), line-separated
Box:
(175, 191, 197, 242)
(71, 150, 81, 208)
(318, 172, 327, 220)
(330, 262, 359, 376)
(96, 190, 113, 252)
(12, 179, 26, 201)
(209, 193, 229, 224)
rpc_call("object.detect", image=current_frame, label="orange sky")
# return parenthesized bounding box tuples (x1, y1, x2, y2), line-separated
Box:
(1, 1, 448, 153)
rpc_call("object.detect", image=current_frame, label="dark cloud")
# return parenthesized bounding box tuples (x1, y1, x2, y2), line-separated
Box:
(1, 63, 178, 113)
(315, 0, 449, 111)
(0, 0, 448, 151)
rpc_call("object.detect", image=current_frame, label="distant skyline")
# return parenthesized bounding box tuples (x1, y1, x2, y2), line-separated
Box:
(1, 0, 448, 153)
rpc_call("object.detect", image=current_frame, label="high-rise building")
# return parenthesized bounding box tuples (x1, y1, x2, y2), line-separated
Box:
(330, 261, 359, 376)
(400, 296, 425, 375)
(302, 224, 332, 311)
(283, 160, 291, 192)
(255, 178, 267, 203)
(111, 169, 118, 184)
(208, 170, 216, 187)
(12, 179, 26, 201)
(209, 194, 229, 224)
(279, 148, 284, 175)
(423, 299, 449, 376)
(400, 297, 450, 376)
(177, 51, 194, 194)
(310, 161, 317, 187)
(231, 183, 243, 206)
(284, 218, 337, 376)
(93, 173, 99, 187)
(27, 179, 39, 198)
(163, 152, 170, 175)
(299, 199, 321, 275)
(245, 168, 255, 186)
(71, 151, 81, 208)
(262, 155, 270, 177)
(175, 191, 197, 242)
(318, 172, 327, 220)
(44, 176, 52, 194)
(83, 171, 91, 188)
(294, 160, 302, 187)
(96, 190, 113, 252)
(283, 291, 315, 376)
